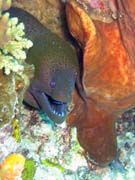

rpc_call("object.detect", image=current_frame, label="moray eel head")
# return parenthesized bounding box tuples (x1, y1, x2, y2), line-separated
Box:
(22, 23, 78, 124)
(9, 8, 78, 123)
(25, 67, 77, 124)
(7, 7, 79, 124)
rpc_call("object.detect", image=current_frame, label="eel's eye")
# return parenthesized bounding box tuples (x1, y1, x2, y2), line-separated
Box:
(49, 80, 56, 89)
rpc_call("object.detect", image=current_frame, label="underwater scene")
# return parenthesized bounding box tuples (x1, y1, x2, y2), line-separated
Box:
(0, 0, 135, 179)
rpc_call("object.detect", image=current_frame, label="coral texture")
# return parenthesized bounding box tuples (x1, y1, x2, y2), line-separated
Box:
(12, 0, 66, 38)
(0, 0, 34, 128)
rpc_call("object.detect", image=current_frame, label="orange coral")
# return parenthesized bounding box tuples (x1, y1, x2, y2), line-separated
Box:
(66, 0, 135, 165)
(0, 153, 25, 180)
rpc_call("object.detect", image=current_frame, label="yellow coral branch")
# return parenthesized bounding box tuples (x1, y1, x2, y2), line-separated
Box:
(0, 13, 10, 48)
(0, 0, 11, 12)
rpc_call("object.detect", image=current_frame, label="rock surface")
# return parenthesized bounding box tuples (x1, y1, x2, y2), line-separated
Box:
(12, 0, 67, 38)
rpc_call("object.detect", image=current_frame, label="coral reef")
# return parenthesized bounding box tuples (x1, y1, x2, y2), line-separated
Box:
(0, 0, 135, 179)
(0, 106, 135, 180)
(0, 0, 34, 128)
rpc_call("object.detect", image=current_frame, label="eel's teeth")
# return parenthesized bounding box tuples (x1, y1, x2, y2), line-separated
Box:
(53, 110, 56, 114)
(55, 111, 59, 115)
(51, 103, 66, 117)
(58, 113, 61, 116)
(62, 112, 65, 117)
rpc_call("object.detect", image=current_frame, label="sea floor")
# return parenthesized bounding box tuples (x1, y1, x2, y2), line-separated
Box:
(0, 106, 135, 180)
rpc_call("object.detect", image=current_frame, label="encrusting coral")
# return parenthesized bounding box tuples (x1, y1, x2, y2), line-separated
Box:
(12, 0, 66, 38)
(0, 0, 34, 128)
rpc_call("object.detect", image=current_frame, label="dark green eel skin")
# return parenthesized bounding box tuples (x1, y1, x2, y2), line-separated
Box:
(8, 7, 79, 124)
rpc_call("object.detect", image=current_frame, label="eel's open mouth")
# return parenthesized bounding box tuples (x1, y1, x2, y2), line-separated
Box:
(46, 94, 67, 118)
(37, 92, 68, 124)
(26, 89, 68, 124)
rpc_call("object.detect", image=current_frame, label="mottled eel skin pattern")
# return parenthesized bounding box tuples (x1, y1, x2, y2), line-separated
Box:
(8, 7, 79, 124)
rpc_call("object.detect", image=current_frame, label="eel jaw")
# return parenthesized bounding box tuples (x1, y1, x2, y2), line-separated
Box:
(42, 93, 67, 123)
(29, 89, 68, 124)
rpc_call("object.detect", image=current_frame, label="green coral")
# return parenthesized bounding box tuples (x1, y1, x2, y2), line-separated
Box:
(21, 159, 36, 180)
(12, 118, 21, 142)
(41, 158, 65, 172)
(0, 13, 33, 75)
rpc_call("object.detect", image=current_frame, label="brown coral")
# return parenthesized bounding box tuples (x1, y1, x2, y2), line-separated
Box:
(12, 0, 66, 38)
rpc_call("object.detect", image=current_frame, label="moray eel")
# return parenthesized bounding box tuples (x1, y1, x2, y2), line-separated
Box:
(8, 7, 78, 124)
(66, 0, 135, 165)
